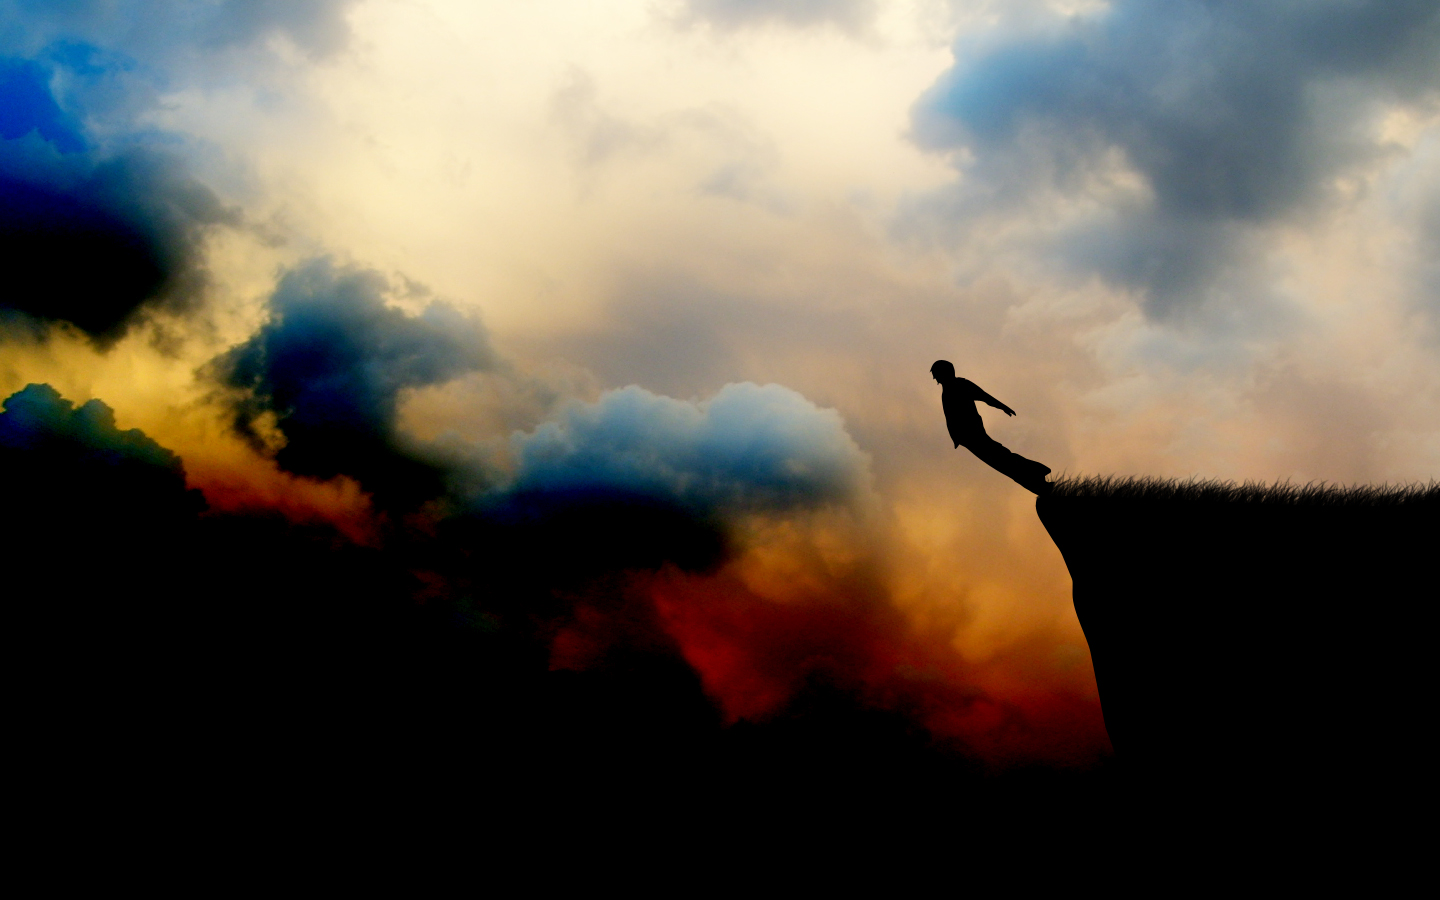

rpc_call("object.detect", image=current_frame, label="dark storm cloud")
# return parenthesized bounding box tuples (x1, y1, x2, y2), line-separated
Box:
(911, 0, 1440, 316)
(676, 0, 876, 32)
(0, 382, 203, 523)
(217, 260, 496, 507)
(0, 2, 362, 344)
(0, 133, 236, 342)
(0, 37, 238, 343)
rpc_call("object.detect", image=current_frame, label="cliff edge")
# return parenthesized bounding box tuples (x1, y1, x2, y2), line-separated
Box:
(1038, 478, 1436, 807)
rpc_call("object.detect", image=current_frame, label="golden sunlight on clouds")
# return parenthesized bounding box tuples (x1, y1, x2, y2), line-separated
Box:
(149, 0, 958, 337)
(0, 328, 378, 542)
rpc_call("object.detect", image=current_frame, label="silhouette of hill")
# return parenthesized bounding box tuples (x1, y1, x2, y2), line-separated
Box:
(1037, 476, 1436, 827)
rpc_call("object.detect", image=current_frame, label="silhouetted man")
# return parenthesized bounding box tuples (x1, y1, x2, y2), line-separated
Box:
(931, 360, 1051, 494)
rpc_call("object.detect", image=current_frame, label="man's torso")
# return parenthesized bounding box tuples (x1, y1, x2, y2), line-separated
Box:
(942, 378, 985, 444)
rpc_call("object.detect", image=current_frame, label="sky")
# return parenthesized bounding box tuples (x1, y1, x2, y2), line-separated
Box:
(4, 0, 1439, 770)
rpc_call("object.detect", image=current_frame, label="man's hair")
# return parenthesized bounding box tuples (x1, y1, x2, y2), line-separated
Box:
(930, 359, 955, 378)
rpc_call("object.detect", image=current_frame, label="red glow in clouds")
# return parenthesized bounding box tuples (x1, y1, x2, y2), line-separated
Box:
(187, 459, 380, 545)
(552, 564, 1111, 769)
(185, 446, 1107, 769)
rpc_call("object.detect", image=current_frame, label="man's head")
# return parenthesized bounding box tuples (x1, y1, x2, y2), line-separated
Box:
(930, 360, 955, 385)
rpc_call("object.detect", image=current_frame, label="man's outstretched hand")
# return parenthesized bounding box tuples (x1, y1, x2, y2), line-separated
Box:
(1000, 405, 1016, 417)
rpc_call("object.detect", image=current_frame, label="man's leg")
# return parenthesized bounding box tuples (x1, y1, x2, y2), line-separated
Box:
(959, 434, 1051, 493)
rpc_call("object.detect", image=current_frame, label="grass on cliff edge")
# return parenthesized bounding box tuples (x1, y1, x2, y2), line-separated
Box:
(1048, 475, 1439, 508)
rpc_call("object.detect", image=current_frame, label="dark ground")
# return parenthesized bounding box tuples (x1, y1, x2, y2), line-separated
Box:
(1039, 477, 1436, 846)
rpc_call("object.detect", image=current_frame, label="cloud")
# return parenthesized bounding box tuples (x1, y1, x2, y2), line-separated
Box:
(450, 380, 1104, 767)
(452, 380, 1098, 766)
(0, 50, 237, 343)
(1418, 187, 1440, 327)
(0, 381, 204, 527)
(456, 382, 877, 692)
(673, 0, 877, 32)
(2, 383, 205, 797)
(0, 2, 360, 150)
(0, 2, 364, 345)
(0, 139, 235, 343)
(0, 55, 84, 150)
(503, 382, 871, 516)
(911, 0, 1440, 316)
(216, 259, 496, 507)
(0, 1, 357, 65)
(453, 381, 871, 616)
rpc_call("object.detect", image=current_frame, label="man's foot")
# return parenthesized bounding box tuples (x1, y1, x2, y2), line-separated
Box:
(1025, 461, 1053, 495)
(1022, 475, 1053, 495)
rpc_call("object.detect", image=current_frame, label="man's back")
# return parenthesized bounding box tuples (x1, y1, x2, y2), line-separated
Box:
(941, 378, 985, 446)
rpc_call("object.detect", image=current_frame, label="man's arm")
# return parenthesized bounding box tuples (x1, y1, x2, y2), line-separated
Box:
(973, 385, 1016, 417)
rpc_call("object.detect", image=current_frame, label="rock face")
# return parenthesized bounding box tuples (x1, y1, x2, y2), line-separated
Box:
(1037, 479, 1435, 807)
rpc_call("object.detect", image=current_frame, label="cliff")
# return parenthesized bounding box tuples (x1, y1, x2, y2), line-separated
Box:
(1037, 478, 1436, 809)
